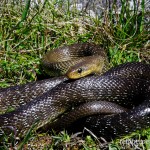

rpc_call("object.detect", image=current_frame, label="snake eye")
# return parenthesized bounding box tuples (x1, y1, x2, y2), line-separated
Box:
(77, 68, 82, 74)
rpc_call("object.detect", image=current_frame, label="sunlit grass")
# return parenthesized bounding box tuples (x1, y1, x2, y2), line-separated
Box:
(0, 0, 149, 149)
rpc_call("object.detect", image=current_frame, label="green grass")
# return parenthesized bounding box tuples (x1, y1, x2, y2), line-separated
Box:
(0, 0, 150, 149)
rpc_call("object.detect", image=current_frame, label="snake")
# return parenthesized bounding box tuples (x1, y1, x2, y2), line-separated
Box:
(0, 43, 150, 140)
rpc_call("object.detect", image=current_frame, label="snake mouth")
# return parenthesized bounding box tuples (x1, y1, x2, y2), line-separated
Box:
(66, 56, 105, 79)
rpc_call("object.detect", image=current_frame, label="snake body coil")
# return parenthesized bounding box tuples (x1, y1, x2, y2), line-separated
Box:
(0, 43, 150, 140)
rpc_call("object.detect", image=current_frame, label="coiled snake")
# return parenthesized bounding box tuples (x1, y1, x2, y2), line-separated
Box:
(0, 43, 150, 140)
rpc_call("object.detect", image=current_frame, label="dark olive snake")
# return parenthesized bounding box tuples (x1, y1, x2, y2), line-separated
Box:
(0, 43, 150, 140)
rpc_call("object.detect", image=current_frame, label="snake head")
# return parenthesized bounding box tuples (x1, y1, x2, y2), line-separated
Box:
(66, 56, 105, 79)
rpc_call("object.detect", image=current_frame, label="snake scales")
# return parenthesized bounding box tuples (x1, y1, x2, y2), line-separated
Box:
(0, 43, 150, 140)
